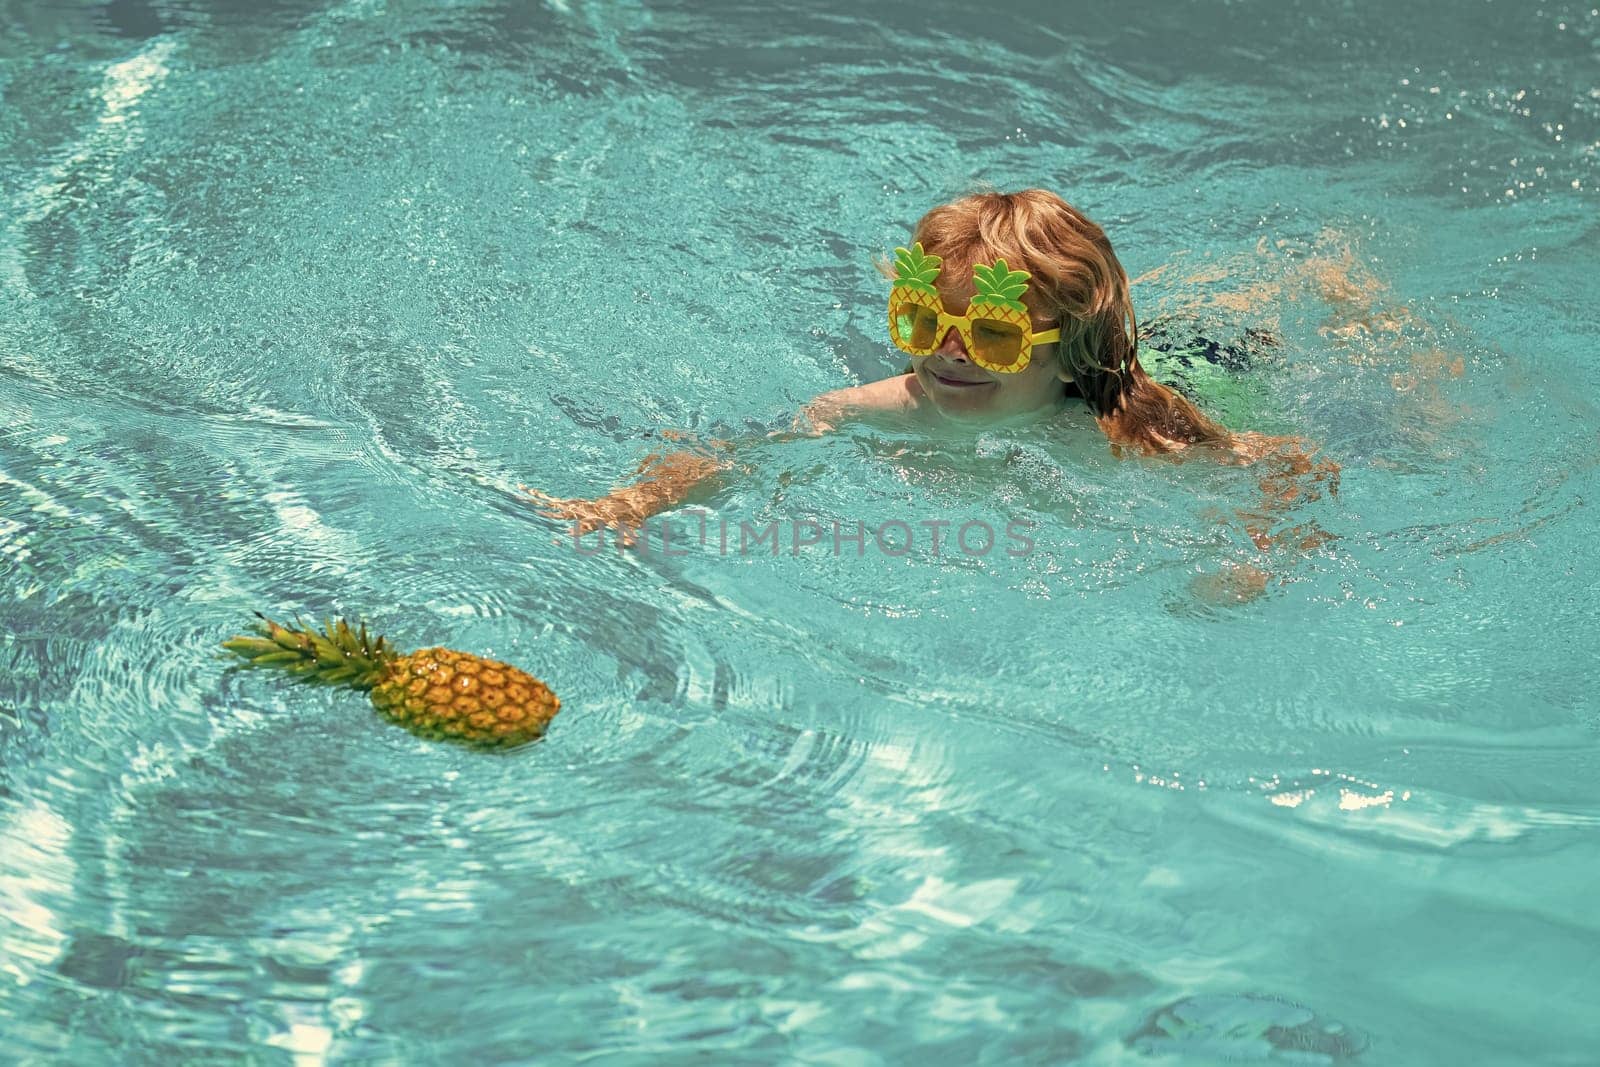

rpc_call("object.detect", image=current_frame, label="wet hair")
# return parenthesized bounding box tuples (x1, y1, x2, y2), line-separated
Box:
(908, 189, 1229, 451)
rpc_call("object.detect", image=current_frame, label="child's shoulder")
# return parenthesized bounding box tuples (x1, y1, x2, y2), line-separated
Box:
(819, 373, 922, 411)
(800, 374, 922, 432)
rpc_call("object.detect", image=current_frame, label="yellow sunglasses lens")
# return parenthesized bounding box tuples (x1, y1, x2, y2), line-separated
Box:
(892, 300, 941, 352)
(969, 317, 1026, 369)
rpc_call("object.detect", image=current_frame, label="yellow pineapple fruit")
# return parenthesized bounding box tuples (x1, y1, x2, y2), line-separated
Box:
(222, 614, 559, 748)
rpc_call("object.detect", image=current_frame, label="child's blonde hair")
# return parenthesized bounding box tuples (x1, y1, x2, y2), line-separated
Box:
(910, 189, 1228, 451)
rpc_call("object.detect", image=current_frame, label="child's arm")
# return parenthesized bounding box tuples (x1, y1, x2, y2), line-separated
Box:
(523, 376, 920, 532)
(524, 438, 734, 535)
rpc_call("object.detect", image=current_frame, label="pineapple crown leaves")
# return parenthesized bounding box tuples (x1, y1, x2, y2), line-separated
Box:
(222, 612, 401, 691)
(970, 259, 1032, 313)
(892, 242, 943, 294)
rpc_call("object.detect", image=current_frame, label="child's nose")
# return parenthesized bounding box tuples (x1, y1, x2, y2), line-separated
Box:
(936, 325, 970, 360)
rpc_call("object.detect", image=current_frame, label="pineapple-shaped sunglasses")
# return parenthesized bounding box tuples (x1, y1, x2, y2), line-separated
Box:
(888, 243, 1061, 373)
(223, 615, 560, 748)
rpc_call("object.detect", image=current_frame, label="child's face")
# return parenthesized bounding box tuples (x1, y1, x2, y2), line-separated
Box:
(911, 286, 1074, 421)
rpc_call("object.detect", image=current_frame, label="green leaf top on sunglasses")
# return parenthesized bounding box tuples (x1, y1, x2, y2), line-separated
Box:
(971, 259, 1031, 312)
(892, 242, 943, 293)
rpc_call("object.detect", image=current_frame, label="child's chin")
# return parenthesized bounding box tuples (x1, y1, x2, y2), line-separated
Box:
(930, 393, 1000, 420)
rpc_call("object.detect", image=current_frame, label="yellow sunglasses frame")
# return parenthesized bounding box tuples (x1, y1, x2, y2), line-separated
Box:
(887, 284, 1062, 374)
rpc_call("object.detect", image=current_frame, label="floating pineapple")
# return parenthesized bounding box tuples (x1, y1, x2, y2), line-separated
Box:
(223, 614, 559, 747)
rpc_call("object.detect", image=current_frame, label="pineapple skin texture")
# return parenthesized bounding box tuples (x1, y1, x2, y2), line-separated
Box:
(970, 301, 1032, 369)
(368, 647, 560, 747)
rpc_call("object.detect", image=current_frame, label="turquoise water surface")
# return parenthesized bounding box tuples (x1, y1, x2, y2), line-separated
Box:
(2, 1, 1598, 1062)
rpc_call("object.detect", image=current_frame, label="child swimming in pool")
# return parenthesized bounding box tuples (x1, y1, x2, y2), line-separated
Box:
(812, 188, 1242, 445)
(525, 188, 1338, 565)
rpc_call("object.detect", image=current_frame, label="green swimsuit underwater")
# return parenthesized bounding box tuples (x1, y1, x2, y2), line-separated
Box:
(1137, 314, 1280, 428)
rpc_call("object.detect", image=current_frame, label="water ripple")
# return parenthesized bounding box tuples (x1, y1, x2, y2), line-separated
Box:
(4, 0, 1599, 1060)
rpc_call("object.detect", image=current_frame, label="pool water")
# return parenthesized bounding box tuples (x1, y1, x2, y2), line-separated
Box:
(2, 0, 1597, 1062)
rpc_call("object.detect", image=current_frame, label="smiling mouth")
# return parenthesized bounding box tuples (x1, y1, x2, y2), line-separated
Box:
(930, 370, 992, 388)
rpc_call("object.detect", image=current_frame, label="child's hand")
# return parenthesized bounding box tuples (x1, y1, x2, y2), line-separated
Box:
(521, 444, 733, 537)
(1190, 561, 1272, 605)
(522, 486, 648, 537)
